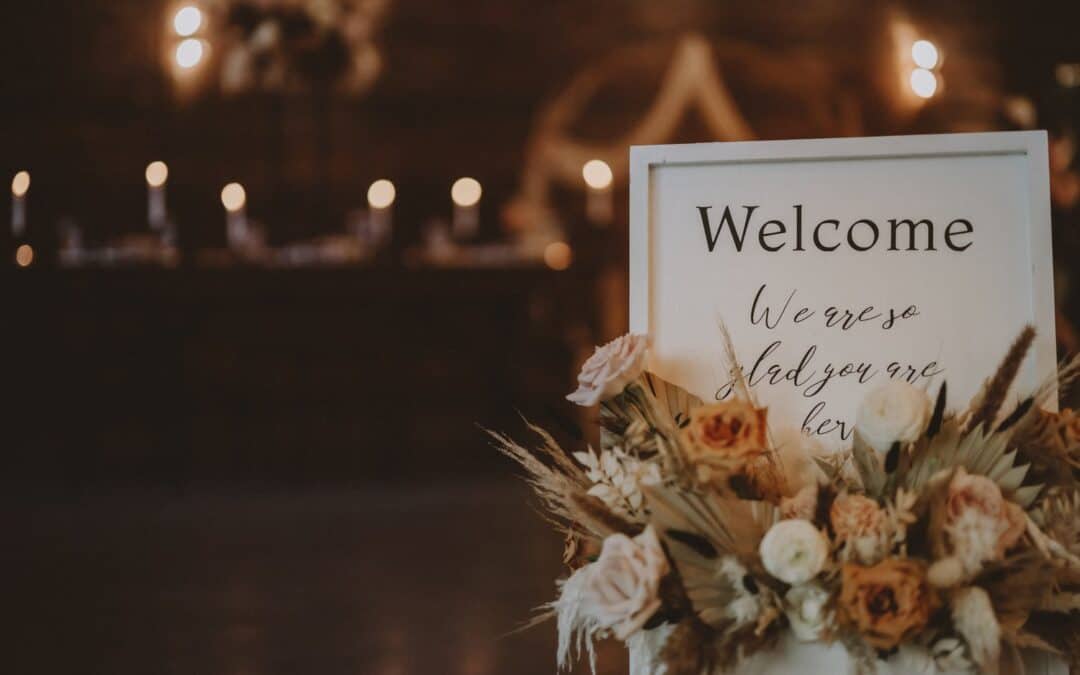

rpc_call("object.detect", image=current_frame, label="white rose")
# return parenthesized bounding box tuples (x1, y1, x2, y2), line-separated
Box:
(581, 526, 668, 640)
(567, 334, 648, 407)
(855, 381, 932, 456)
(784, 582, 833, 642)
(759, 519, 829, 585)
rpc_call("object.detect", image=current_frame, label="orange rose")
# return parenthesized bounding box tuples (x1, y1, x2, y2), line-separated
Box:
(682, 401, 769, 476)
(840, 558, 935, 650)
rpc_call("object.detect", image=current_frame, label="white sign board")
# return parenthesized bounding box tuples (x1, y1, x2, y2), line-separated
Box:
(630, 132, 1056, 454)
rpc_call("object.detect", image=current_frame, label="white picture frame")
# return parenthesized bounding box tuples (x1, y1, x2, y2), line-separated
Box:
(629, 131, 1056, 444)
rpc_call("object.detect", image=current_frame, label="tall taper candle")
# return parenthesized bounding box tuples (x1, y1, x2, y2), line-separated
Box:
(450, 177, 481, 240)
(221, 182, 248, 249)
(366, 179, 396, 248)
(11, 171, 29, 238)
(145, 161, 169, 231)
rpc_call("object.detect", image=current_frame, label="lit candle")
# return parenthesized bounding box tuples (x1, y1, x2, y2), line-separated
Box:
(366, 179, 395, 247)
(450, 177, 481, 240)
(582, 159, 613, 226)
(221, 182, 248, 249)
(11, 170, 29, 238)
(145, 161, 169, 231)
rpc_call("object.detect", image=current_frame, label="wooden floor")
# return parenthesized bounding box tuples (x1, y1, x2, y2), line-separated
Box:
(4, 480, 626, 674)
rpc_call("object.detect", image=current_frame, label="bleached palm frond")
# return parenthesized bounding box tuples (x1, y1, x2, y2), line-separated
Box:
(900, 420, 1039, 506)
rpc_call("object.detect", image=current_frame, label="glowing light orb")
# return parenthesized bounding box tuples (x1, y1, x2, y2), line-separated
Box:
(582, 159, 613, 190)
(221, 182, 246, 211)
(145, 161, 169, 187)
(173, 6, 203, 37)
(175, 38, 205, 69)
(15, 244, 33, 267)
(543, 241, 572, 271)
(367, 179, 396, 209)
(910, 68, 938, 99)
(11, 171, 30, 196)
(911, 39, 939, 70)
(451, 177, 482, 207)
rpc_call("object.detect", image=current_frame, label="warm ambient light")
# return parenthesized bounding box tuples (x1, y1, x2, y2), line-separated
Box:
(582, 159, 613, 190)
(543, 242, 572, 271)
(145, 161, 169, 187)
(175, 38, 205, 69)
(909, 68, 938, 99)
(221, 182, 246, 211)
(451, 177, 482, 207)
(11, 170, 30, 197)
(367, 179, 396, 209)
(15, 244, 33, 267)
(173, 6, 203, 37)
(911, 39, 939, 70)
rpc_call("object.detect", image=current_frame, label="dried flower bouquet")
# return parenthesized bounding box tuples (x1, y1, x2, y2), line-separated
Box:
(491, 329, 1080, 675)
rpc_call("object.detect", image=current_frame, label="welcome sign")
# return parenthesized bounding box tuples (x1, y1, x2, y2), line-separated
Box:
(629, 132, 1056, 455)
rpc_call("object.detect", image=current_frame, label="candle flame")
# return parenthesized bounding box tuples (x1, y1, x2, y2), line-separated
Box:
(145, 161, 169, 187)
(11, 171, 30, 197)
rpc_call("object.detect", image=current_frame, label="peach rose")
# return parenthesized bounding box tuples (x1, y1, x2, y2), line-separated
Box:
(566, 334, 648, 406)
(831, 493, 885, 540)
(840, 558, 935, 650)
(945, 468, 1026, 569)
(581, 526, 669, 640)
(831, 493, 888, 564)
(682, 401, 769, 483)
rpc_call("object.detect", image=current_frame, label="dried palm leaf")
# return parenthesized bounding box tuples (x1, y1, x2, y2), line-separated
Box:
(900, 420, 1038, 506)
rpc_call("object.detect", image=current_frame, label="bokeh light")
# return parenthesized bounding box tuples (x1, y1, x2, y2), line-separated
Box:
(175, 38, 205, 69)
(910, 68, 938, 99)
(173, 6, 203, 37)
(11, 170, 30, 196)
(367, 179, 396, 209)
(451, 177, 482, 207)
(911, 39, 939, 70)
(582, 159, 613, 190)
(145, 161, 169, 187)
(221, 182, 246, 211)
(543, 242, 572, 271)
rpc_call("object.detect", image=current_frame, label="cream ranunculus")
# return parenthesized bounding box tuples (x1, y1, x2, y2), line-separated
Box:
(759, 519, 829, 585)
(784, 582, 834, 642)
(567, 334, 648, 407)
(581, 526, 669, 640)
(855, 381, 932, 456)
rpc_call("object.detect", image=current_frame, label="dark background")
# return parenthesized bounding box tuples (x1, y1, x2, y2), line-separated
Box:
(3, 2, 1080, 674)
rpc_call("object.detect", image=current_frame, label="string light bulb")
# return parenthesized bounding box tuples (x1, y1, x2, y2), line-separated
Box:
(582, 159, 613, 190)
(173, 6, 203, 37)
(911, 39, 939, 70)
(221, 182, 246, 212)
(145, 161, 169, 187)
(910, 68, 938, 99)
(175, 38, 205, 69)
(451, 177, 482, 207)
(11, 171, 30, 197)
(367, 179, 396, 209)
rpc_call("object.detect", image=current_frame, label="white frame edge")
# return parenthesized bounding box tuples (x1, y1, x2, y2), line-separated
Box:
(628, 131, 1058, 406)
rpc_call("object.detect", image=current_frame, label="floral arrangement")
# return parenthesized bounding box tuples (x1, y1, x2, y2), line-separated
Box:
(492, 327, 1080, 674)
(214, 0, 389, 94)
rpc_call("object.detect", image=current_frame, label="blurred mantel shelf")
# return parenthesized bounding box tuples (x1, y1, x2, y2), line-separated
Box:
(1, 266, 569, 306)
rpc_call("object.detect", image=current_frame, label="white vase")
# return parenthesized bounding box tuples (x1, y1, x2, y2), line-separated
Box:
(628, 628, 1069, 675)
